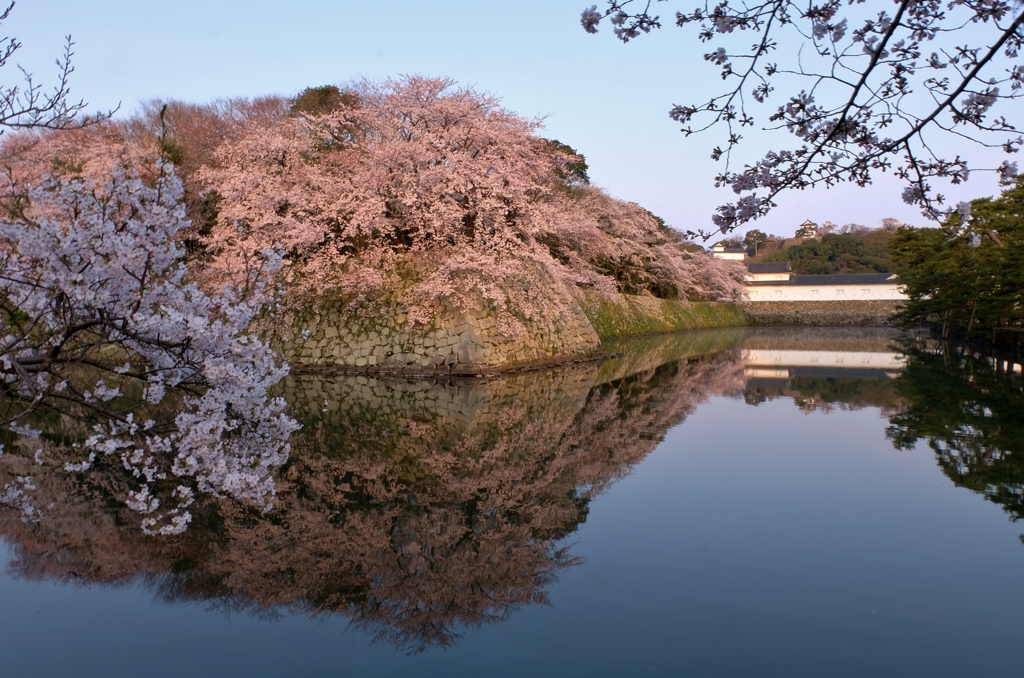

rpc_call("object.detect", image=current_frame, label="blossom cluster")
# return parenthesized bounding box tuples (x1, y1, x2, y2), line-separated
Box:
(197, 76, 745, 333)
(0, 162, 298, 534)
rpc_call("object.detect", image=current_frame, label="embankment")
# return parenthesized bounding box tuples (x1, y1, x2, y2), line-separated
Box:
(579, 292, 748, 339)
(270, 295, 601, 377)
(273, 290, 907, 374)
(271, 281, 750, 374)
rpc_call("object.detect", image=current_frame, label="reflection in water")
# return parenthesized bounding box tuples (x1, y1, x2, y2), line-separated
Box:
(886, 340, 1024, 522)
(0, 330, 747, 651)
(1, 327, 1022, 651)
(738, 328, 906, 414)
(739, 330, 1024, 524)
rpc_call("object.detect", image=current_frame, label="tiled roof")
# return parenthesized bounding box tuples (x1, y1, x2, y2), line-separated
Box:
(747, 262, 792, 273)
(790, 273, 897, 285)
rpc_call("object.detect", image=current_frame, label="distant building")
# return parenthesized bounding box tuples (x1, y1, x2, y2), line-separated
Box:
(794, 219, 819, 238)
(744, 262, 906, 301)
(711, 244, 747, 261)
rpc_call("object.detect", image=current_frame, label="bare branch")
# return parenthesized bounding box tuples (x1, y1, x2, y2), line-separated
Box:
(0, 2, 117, 134)
(582, 0, 1024, 237)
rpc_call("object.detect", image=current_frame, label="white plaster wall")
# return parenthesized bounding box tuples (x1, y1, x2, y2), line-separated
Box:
(746, 272, 792, 282)
(745, 283, 906, 301)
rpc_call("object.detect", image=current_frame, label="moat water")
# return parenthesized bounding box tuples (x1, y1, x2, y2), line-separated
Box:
(2, 327, 1023, 677)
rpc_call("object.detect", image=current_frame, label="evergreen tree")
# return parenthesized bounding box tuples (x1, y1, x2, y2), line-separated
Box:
(891, 177, 1024, 337)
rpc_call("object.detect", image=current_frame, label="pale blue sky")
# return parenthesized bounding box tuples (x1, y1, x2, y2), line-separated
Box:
(6, 0, 1005, 238)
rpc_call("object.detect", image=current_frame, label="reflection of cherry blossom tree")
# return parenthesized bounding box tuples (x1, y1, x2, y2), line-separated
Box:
(0, 161, 298, 534)
(0, 335, 745, 651)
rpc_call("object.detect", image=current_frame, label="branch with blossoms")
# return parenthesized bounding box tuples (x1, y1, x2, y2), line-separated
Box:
(0, 162, 298, 534)
(582, 0, 1024, 239)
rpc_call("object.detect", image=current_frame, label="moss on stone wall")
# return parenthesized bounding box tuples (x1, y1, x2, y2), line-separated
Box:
(266, 284, 752, 373)
(579, 291, 748, 339)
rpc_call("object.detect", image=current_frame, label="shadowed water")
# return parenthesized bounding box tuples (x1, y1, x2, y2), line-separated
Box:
(1, 327, 1022, 677)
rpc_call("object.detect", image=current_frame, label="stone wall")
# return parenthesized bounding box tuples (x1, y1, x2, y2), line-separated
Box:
(269, 295, 601, 377)
(263, 275, 757, 375)
(269, 295, 905, 373)
(742, 300, 902, 327)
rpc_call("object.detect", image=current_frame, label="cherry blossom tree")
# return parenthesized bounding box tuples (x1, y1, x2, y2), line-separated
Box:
(881, 216, 905, 231)
(199, 76, 745, 335)
(581, 0, 1024, 238)
(0, 75, 743, 532)
(0, 159, 298, 534)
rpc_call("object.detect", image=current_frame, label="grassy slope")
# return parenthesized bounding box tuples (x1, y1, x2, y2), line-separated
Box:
(579, 291, 748, 339)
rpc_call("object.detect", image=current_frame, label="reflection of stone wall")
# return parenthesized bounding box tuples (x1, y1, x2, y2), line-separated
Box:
(743, 300, 902, 326)
(280, 363, 601, 460)
(736, 326, 904, 353)
(598, 328, 748, 383)
(271, 296, 601, 375)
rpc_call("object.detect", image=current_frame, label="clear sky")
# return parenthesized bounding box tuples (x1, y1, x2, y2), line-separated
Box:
(5, 0, 1007, 239)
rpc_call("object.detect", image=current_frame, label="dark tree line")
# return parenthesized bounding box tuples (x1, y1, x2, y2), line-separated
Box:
(892, 175, 1024, 340)
(765, 229, 896, 274)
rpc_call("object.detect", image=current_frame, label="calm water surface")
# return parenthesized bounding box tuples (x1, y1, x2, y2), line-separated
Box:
(2, 327, 1023, 677)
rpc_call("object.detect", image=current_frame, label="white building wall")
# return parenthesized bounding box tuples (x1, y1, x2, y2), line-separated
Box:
(746, 272, 792, 282)
(745, 283, 906, 301)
